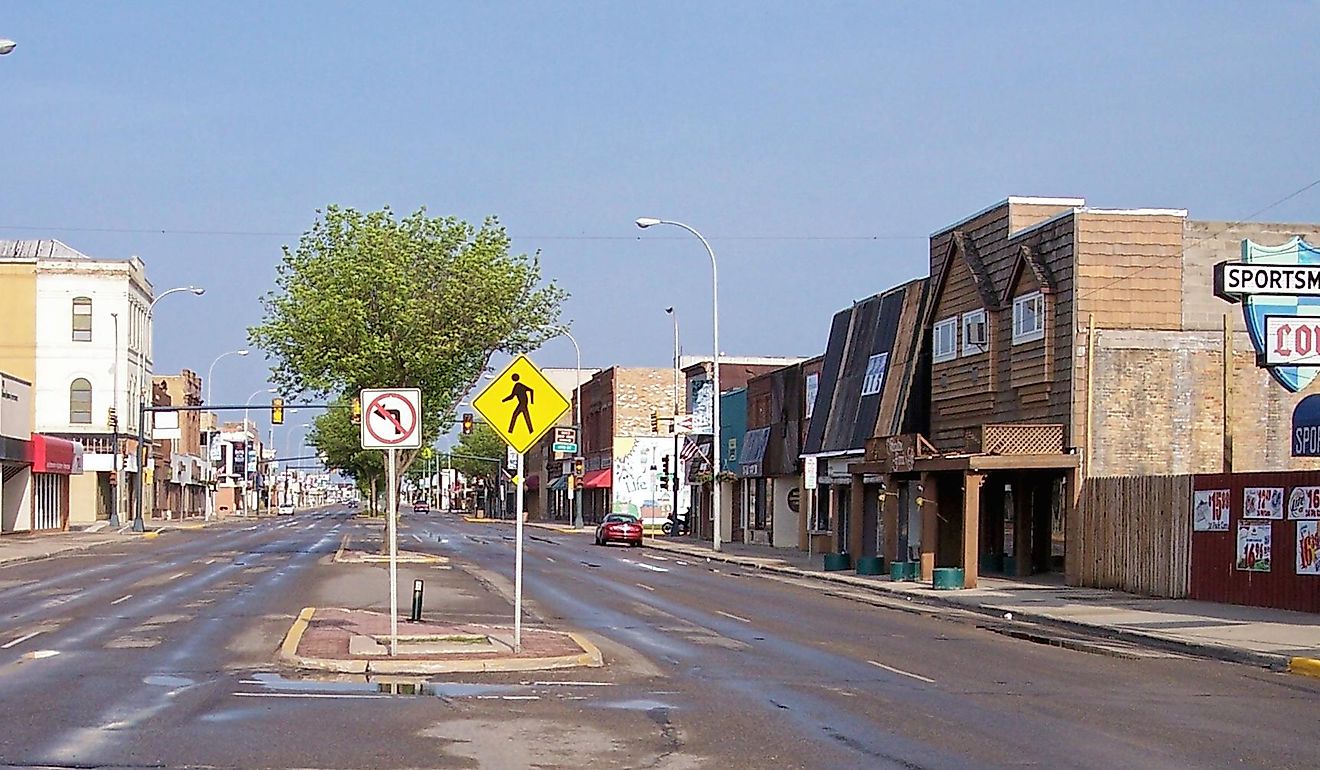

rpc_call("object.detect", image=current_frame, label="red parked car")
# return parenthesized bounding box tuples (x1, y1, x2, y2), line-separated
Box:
(595, 513, 643, 547)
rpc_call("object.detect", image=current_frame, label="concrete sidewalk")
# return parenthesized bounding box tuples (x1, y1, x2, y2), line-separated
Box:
(638, 535, 1320, 675)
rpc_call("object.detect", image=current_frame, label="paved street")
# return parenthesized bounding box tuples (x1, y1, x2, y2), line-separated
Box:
(1, 507, 1318, 770)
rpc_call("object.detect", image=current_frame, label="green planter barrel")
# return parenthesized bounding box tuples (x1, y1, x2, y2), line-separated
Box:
(855, 555, 885, 575)
(932, 567, 965, 590)
(823, 552, 851, 571)
(890, 561, 917, 581)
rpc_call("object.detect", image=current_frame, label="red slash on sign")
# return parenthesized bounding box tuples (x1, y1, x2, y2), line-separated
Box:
(360, 389, 422, 449)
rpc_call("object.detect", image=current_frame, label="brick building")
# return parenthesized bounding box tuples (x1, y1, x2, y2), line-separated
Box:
(152, 370, 206, 519)
(579, 367, 678, 525)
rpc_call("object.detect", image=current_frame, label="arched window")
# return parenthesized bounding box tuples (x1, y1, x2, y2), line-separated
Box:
(70, 378, 93, 424)
(72, 297, 93, 341)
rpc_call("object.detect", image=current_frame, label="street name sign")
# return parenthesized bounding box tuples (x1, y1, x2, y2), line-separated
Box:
(552, 426, 578, 454)
(471, 355, 571, 454)
(360, 388, 422, 449)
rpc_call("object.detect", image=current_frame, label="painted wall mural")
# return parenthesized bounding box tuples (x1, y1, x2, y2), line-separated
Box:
(612, 436, 680, 527)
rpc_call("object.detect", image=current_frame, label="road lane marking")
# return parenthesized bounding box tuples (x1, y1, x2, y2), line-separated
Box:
(715, 610, 751, 623)
(232, 692, 386, 700)
(675, 560, 690, 566)
(634, 562, 668, 573)
(412, 535, 423, 543)
(24, 649, 59, 660)
(532, 680, 614, 687)
(168, 572, 187, 581)
(545, 556, 556, 563)
(2, 631, 43, 649)
(642, 553, 669, 561)
(635, 583, 655, 591)
(204, 559, 218, 565)
(110, 594, 133, 606)
(868, 660, 935, 684)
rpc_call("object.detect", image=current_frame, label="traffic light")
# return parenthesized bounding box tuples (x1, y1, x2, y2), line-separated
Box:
(573, 458, 585, 478)
(650, 411, 659, 433)
(660, 455, 670, 490)
(462, 413, 474, 435)
(107, 407, 118, 432)
(350, 396, 362, 425)
(271, 397, 284, 425)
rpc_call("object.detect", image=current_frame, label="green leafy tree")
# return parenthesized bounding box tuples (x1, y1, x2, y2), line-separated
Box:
(451, 422, 506, 485)
(250, 205, 567, 476)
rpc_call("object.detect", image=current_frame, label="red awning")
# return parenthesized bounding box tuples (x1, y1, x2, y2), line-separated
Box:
(31, 434, 82, 475)
(582, 468, 612, 489)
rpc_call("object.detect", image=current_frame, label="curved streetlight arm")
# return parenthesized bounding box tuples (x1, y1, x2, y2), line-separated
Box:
(635, 217, 721, 551)
(205, 349, 249, 406)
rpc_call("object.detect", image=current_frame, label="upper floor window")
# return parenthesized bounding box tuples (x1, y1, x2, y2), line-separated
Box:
(1013, 291, 1046, 344)
(861, 353, 889, 396)
(962, 309, 988, 356)
(933, 317, 958, 363)
(70, 378, 93, 424)
(72, 297, 92, 342)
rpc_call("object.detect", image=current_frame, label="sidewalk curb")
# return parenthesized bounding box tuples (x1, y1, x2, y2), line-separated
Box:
(276, 607, 604, 675)
(642, 539, 1296, 672)
(1288, 657, 1320, 679)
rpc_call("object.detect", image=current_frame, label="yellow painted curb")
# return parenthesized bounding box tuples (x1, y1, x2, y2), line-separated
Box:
(280, 607, 316, 660)
(142, 531, 160, 540)
(1288, 656, 1320, 679)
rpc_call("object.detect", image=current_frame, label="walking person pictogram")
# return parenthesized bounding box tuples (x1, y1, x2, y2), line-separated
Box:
(503, 373, 535, 434)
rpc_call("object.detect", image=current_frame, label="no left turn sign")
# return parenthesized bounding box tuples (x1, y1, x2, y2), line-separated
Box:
(360, 388, 423, 449)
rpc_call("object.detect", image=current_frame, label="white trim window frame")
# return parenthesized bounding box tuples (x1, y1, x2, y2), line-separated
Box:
(961, 309, 988, 356)
(1012, 291, 1046, 344)
(932, 316, 958, 363)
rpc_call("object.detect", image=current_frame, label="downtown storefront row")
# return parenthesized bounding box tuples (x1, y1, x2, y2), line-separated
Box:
(2, 372, 85, 533)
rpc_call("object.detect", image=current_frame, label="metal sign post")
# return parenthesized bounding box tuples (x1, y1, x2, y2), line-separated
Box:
(358, 388, 422, 658)
(387, 446, 399, 656)
(514, 451, 525, 651)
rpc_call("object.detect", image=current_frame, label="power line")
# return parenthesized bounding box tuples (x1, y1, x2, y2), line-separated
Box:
(0, 224, 925, 242)
(1077, 175, 1320, 301)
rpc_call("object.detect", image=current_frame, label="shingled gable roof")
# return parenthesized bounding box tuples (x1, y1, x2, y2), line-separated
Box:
(1002, 244, 1056, 304)
(929, 231, 999, 311)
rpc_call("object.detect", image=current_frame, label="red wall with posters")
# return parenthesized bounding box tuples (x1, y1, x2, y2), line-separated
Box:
(1191, 471, 1320, 613)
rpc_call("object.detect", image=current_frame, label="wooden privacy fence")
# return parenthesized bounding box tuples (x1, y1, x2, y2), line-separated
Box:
(1073, 474, 1192, 598)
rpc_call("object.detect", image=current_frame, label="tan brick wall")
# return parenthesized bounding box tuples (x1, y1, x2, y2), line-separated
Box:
(613, 368, 674, 437)
(1089, 329, 1320, 475)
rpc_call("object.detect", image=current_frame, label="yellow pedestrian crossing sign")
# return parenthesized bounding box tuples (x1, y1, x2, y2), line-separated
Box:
(471, 355, 571, 454)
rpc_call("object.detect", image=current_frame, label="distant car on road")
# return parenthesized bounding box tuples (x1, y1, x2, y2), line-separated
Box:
(277, 503, 295, 516)
(412, 499, 430, 514)
(595, 513, 643, 547)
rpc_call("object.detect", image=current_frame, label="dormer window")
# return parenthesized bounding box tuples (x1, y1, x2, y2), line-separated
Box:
(1013, 291, 1046, 344)
(961, 309, 988, 356)
(933, 317, 958, 363)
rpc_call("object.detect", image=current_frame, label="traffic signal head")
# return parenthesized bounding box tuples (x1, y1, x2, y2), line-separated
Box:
(462, 413, 474, 435)
(271, 397, 284, 425)
(573, 458, 585, 478)
(107, 407, 118, 431)
(350, 397, 362, 425)
(650, 411, 659, 433)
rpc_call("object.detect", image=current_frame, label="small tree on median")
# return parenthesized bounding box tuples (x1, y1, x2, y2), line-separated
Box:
(249, 205, 567, 481)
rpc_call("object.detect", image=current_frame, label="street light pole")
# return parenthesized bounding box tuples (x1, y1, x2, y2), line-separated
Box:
(666, 307, 682, 534)
(110, 313, 121, 528)
(560, 330, 583, 528)
(241, 387, 276, 515)
(204, 349, 248, 520)
(636, 218, 721, 552)
(132, 285, 205, 533)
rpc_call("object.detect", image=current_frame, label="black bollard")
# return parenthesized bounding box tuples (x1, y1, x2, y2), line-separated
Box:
(410, 579, 424, 622)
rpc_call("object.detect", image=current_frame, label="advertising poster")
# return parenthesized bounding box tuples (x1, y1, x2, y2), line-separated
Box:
(1298, 521, 1320, 576)
(1236, 521, 1272, 572)
(1287, 486, 1320, 519)
(1242, 487, 1284, 519)
(1193, 489, 1231, 532)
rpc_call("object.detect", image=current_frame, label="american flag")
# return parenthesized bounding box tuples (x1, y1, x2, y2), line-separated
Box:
(679, 437, 706, 463)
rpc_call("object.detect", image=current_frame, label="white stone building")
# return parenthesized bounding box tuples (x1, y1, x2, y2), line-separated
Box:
(27, 240, 153, 525)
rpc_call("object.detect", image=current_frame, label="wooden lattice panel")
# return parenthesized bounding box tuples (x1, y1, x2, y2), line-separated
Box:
(975, 423, 1065, 455)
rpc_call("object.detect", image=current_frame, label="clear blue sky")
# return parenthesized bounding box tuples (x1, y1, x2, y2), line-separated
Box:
(3, 2, 1318, 444)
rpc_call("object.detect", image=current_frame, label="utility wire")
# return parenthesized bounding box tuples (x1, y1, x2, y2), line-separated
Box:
(1077, 175, 1320, 301)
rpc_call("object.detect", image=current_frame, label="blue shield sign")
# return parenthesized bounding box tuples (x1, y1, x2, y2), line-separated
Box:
(1217, 238, 1320, 393)
(1294, 394, 1320, 456)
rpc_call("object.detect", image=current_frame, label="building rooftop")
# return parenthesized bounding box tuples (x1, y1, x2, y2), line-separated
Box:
(0, 239, 92, 260)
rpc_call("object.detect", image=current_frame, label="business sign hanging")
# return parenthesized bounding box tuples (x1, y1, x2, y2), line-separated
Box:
(1214, 237, 1320, 392)
(1293, 394, 1320, 457)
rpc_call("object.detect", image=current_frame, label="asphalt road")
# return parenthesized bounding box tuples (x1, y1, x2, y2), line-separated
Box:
(1, 507, 1317, 770)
